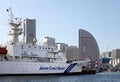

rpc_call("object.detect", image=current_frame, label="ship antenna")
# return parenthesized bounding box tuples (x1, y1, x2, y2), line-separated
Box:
(6, 7, 14, 23)
(7, 8, 22, 44)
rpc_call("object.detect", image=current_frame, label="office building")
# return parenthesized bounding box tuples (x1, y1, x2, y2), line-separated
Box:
(66, 46, 79, 61)
(23, 18, 36, 44)
(79, 29, 100, 61)
(101, 51, 112, 58)
(110, 49, 120, 67)
(56, 43, 68, 53)
(43, 37, 55, 46)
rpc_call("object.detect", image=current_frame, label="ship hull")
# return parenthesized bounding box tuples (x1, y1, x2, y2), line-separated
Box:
(0, 61, 86, 75)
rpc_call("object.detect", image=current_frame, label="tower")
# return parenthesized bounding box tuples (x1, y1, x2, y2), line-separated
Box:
(23, 18, 36, 44)
(79, 29, 100, 61)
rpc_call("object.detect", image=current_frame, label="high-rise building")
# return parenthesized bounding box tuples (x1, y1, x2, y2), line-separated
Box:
(23, 18, 36, 44)
(43, 37, 55, 46)
(56, 43, 68, 53)
(66, 46, 79, 61)
(79, 29, 100, 61)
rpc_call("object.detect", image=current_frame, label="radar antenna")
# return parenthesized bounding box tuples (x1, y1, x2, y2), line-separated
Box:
(7, 8, 22, 43)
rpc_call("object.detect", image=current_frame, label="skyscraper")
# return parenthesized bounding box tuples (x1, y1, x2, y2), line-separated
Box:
(23, 18, 36, 44)
(79, 29, 100, 61)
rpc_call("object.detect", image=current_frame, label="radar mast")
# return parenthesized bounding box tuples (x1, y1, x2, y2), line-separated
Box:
(7, 8, 22, 44)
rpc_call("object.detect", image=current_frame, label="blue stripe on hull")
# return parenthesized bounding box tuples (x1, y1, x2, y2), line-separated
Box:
(64, 63, 77, 73)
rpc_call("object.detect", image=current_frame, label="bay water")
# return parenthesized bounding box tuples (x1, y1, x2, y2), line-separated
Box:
(0, 72, 120, 82)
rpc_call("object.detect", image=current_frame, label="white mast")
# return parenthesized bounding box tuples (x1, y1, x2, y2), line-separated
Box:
(7, 8, 22, 44)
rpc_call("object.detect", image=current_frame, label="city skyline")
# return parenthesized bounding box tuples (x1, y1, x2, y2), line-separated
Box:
(0, 0, 120, 53)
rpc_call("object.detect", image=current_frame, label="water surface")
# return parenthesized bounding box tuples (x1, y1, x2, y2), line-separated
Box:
(0, 72, 120, 82)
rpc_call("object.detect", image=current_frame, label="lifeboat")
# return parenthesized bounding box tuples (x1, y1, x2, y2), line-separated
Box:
(0, 47, 8, 55)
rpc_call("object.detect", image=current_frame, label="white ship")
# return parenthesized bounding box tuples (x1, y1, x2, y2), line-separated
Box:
(0, 8, 88, 75)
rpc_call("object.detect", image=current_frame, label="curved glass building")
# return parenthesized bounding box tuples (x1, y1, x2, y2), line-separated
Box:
(79, 29, 100, 61)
